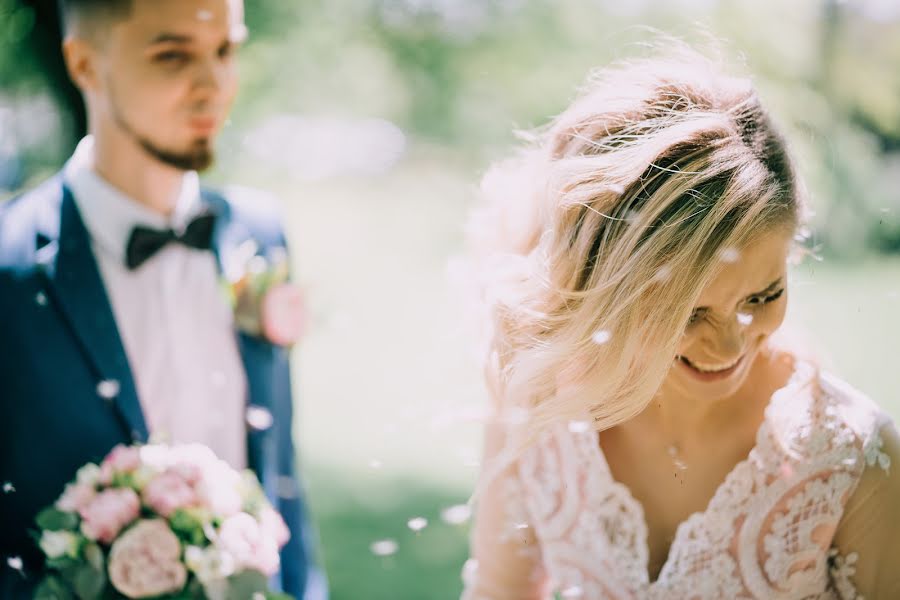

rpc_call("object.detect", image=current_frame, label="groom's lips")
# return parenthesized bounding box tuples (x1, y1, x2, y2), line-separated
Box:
(189, 117, 218, 135)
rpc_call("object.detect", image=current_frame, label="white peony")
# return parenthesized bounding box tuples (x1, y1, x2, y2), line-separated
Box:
(75, 463, 101, 487)
(184, 544, 236, 584)
(39, 530, 79, 559)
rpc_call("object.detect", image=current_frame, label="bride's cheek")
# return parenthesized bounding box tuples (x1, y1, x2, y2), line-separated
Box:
(756, 301, 788, 335)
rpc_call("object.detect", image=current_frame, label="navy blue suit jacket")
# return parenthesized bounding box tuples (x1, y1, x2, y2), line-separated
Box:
(0, 176, 327, 599)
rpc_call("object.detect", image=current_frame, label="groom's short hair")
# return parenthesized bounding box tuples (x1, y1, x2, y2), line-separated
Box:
(58, 0, 133, 40)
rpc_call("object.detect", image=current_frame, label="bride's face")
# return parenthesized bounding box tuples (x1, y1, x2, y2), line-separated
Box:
(666, 228, 794, 401)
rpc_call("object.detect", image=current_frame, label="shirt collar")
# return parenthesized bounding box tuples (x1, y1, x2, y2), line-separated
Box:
(63, 136, 203, 264)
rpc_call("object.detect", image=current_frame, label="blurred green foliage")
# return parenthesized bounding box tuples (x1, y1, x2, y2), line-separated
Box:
(2, 0, 899, 254)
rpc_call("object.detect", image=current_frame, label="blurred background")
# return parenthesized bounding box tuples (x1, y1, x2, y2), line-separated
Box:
(2, 0, 899, 597)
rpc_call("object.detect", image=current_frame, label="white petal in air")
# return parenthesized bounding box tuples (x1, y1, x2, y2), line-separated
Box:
(568, 420, 591, 434)
(591, 329, 612, 345)
(407, 517, 428, 532)
(370, 539, 398, 557)
(737, 313, 753, 326)
(653, 264, 673, 282)
(96, 379, 120, 400)
(440, 504, 472, 525)
(718, 247, 741, 263)
(245, 406, 274, 431)
(6, 557, 23, 572)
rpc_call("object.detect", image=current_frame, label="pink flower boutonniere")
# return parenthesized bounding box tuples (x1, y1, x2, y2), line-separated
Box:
(221, 242, 306, 347)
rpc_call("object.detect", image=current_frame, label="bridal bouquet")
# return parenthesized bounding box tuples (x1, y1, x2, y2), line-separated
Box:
(33, 443, 293, 600)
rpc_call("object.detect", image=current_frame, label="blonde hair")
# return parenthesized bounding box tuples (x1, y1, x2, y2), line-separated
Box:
(469, 46, 806, 443)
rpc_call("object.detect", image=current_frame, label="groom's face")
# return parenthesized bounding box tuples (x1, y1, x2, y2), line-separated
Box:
(72, 0, 245, 171)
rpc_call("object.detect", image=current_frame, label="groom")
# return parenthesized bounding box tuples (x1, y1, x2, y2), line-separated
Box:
(0, 0, 327, 597)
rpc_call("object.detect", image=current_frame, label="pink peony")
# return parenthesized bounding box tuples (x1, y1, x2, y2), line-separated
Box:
(142, 470, 198, 518)
(196, 466, 243, 517)
(216, 513, 281, 576)
(79, 488, 140, 544)
(108, 519, 187, 598)
(100, 445, 143, 484)
(260, 283, 306, 346)
(258, 506, 291, 548)
(55, 482, 96, 513)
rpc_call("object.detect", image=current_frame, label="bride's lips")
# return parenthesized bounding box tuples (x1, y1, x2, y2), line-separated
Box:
(676, 354, 744, 382)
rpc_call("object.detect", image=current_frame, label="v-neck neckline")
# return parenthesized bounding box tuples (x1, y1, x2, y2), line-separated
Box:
(586, 359, 813, 588)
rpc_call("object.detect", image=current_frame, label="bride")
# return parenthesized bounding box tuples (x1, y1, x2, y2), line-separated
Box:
(460, 47, 899, 599)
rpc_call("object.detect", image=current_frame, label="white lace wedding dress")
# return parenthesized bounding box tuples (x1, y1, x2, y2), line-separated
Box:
(461, 362, 898, 599)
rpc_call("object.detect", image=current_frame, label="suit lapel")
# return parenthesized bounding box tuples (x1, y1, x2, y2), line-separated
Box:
(39, 184, 147, 442)
(203, 190, 274, 481)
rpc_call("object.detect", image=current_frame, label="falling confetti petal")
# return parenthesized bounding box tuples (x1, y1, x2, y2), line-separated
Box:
(245, 406, 274, 431)
(35, 292, 48, 306)
(607, 183, 625, 195)
(737, 313, 753, 326)
(370, 539, 398, 557)
(96, 379, 120, 400)
(2, 482, 14, 494)
(718, 247, 740, 263)
(407, 517, 428, 533)
(591, 329, 612, 345)
(568, 420, 591, 434)
(440, 504, 472, 525)
(6, 556, 23, 572)
(653, 265, 672, 282)
(561, 585, 584, 598)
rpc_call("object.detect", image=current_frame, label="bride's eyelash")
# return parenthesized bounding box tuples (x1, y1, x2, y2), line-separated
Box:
(749, 288, 785, 305)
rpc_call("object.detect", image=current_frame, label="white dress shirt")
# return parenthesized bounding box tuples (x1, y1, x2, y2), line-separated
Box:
(64, 137, 248, 469)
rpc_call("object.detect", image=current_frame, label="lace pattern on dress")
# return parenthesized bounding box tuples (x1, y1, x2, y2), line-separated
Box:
(503, 363, 890, 600)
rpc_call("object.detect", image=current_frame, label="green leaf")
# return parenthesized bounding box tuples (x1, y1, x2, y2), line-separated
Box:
(72, 563, 106, 600)
(45, 555, 78, 572)
(225, 570, 269, 600)
(169, 508, 209, 546)
(266, 592, 296, 600)
(34, 575, 75, 600)
(82, 543, 105, 572)
(36, 508, 80, 532)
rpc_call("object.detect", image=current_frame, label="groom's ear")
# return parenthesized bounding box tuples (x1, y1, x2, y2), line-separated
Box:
(62, 35, 102, 94)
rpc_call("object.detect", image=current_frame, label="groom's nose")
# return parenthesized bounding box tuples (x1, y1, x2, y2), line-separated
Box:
(191, 56, 236, 100)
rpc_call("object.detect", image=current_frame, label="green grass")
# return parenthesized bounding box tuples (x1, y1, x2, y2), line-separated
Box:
(232, 160, 900, 599)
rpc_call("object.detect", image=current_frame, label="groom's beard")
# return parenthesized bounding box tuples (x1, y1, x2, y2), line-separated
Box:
(109, 89, 216, 172)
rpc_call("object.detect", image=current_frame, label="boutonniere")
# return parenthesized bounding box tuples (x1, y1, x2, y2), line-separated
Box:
(221, 242, 306, 347)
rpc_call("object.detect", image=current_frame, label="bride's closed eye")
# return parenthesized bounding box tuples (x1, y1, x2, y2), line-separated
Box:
(687, 288, 785, 326)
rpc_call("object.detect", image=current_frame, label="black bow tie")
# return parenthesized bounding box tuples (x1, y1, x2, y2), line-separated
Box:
(125, 212, 217, 270)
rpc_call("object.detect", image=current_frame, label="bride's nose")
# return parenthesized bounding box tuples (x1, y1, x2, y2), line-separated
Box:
(703, 314, 746, 359)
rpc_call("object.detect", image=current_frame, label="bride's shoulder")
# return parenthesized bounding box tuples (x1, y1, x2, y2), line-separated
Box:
(769, 357, 893, 470)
